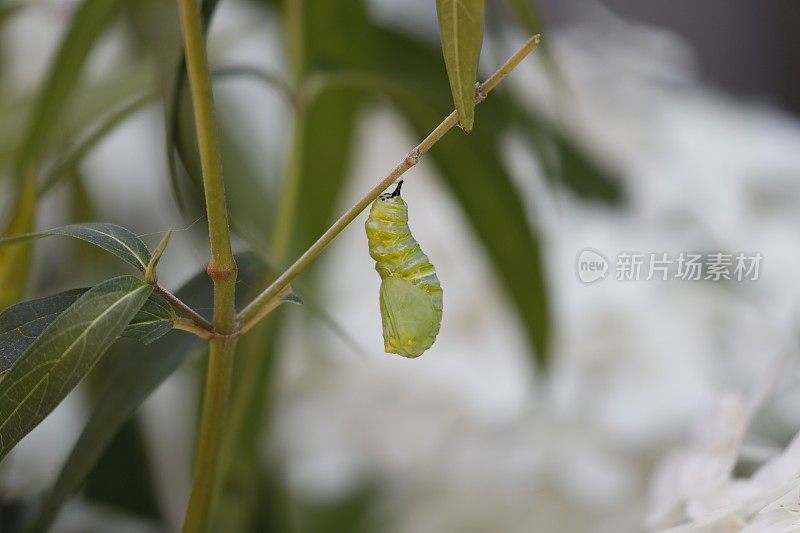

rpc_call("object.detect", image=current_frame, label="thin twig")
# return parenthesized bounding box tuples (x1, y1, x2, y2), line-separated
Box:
(236, 34, 542, 328)
(155, 284, 214, 332)
(174, 317, 214, 339)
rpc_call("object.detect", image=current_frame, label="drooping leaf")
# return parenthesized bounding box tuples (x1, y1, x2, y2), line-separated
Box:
(0, 61, 155, 172)
(26, 252, 268, 533)
(26, 337, 197, 533)
(435, 0, 485, 132)
(0, 167, 37, 310)
(163, 0, 220, 212)
(41, 95, 154, 194)
(512, 104, 623, 204)
(0, 276, 152, 460)
(81, 400, 163, 522)
(12, 0, 130, 180)
(0, 222, 152, 273)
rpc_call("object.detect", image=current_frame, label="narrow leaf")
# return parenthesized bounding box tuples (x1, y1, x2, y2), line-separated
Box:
(41, 95, 153, 194)
(0, 222, 152, 273)
(0, 168, 38, 310)
(435, 0, 484, 132)
(0, 276, 152, 459)
(12, 0, 129, 179)
(27, 253, 268, 532)
(513, 105, 623, 204)
(27, 336, 197, 533)
(81, 409, 163, 521)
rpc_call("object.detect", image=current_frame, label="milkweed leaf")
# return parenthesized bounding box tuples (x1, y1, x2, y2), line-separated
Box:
(12, 0, 129, 179)
(41, 95, 153, 194)
(26, 253, 268, 533)
(435, 0, 484, 132)
(512, 105, 623, 204)
(0, 222, 152, 273)
(0, 276, 152, 460)
(0, 288, 175, 375)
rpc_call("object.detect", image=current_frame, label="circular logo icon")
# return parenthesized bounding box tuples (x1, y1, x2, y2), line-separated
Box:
(576, 249, 608, 283)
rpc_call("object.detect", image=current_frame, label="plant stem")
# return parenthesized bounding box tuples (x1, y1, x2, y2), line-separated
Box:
(176, 0, 238, 530)
(237, 34, 541, 328)
(176, 0, 237, 333)
(213, 105, 308, 530)
(182, 338, 236, 533)
(174, 317, 215, 339)
(156, 284, 214, 332)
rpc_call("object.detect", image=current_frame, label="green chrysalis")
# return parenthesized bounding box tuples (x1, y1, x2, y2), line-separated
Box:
(365, 181, 443, 357)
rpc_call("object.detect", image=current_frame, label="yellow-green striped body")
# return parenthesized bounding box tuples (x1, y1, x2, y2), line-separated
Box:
(366, 189, 443, 357)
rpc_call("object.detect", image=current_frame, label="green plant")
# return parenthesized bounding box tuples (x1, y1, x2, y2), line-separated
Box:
(0, 0, 618, 531)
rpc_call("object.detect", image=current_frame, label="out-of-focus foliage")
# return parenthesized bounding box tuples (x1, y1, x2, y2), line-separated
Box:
(0, 0, 628, 530)
(0, 169, 36, 310)
(10, 0, 129, 181)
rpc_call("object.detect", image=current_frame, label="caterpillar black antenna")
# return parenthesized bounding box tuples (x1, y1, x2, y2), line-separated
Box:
(390, 180, 403, 198)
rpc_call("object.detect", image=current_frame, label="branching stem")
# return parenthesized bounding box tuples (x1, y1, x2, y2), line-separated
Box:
(175, 0, 239, 530)
(236, 34, 541, 328)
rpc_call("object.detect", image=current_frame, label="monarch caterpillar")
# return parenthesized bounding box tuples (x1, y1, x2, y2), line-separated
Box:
(365, 180, 443, 357)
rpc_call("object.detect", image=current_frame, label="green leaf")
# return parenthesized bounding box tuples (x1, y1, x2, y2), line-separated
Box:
(12, 0, 129, 179)
(81, 405, 163, 521)
(26, 253, 268, 533)
(0, 276, 152, 460)
(513, 105, 623, 204)
(0, 222, 152, 273)
(0, 168, 37, 310)
(502, 0, 544, 34)
(0, 289, 85, 373)
(292, 0, 375, 254)
(163, 0, 220, 212)
(0, 288, 177, 374)
(435, 0, 485, 132)
(295, 484, 381, 533)
(0, 61, 155, 172)
(41, 95, 153, 194)
(119, 291, 176, 345)
(26, 337, 197, 533)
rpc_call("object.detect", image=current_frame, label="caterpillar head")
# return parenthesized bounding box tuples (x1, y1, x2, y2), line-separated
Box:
(378, 180, 403, 202)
